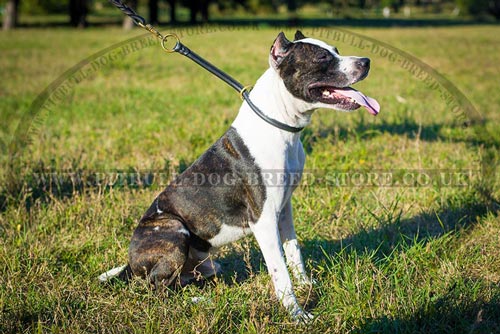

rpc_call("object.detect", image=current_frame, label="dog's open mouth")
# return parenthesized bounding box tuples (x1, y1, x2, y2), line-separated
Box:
(309, 86, 380, 115)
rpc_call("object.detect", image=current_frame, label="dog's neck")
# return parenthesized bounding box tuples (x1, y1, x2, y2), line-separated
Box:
(232, 68, 313, 142)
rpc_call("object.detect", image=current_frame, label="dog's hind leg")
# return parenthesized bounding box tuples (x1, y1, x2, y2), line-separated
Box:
(128, 217, 190, 287)
(180, 248, 221, 285)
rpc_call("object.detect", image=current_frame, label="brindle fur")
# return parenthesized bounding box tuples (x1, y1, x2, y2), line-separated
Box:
(128, 127, 265, 285)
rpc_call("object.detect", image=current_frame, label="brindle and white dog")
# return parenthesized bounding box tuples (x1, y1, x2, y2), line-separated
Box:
(100, 31, 379, 320)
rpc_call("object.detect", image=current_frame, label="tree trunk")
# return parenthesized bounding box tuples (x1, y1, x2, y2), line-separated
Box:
(168, 0, 177, 24)
(201, 0, 209, 23)
(287, 0, 298, 26)
(489, 0, 500, 20)
(69, 0, 88, 28)
(287, 0, 297, 12)
(189, 0, 209, 23)
(123, 0, 137, 30)
(149, 0, 159, 25)
(189, 0, 198, 24)
(3, 0, 20, 30)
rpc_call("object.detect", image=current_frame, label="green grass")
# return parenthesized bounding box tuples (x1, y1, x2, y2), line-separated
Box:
(1, 25, 499, 333)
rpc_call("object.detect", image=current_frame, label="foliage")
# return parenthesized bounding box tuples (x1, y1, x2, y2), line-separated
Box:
(457, 0, 500, 19)
(19, 0, 68, 14)
(4, 0, 500, 21)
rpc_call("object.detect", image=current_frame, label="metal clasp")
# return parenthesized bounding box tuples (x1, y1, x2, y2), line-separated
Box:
(161, 33, 180, 53)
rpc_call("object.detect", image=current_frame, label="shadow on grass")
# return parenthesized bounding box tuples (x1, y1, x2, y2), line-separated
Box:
(217, 190, 498, 331)
(357, 283, 500, 333)
(303, 194, 493, 260)
(302, 118, 499, 155)
(219, 191, 495, 284)
(0, 153, 198, 212)
(0, 164, 165, 212)
(3, 117, 497, 213)
(3, 85, 498, 210)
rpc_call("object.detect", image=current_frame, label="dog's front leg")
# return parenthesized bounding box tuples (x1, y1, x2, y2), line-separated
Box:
(279, 200, 311, 285)
(251, 217, 312, 321)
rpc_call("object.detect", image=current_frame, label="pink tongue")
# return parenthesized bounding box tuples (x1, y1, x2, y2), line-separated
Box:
(334, 88, 380, 115)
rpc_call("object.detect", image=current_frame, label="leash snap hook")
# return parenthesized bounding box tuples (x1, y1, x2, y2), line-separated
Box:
(161, 33, 180, 53)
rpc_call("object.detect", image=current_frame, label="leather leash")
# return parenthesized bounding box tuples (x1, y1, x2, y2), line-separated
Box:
(108, 0, 304, 133)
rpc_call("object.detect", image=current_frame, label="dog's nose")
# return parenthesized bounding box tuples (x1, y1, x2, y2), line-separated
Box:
(356, 58, 370, 69)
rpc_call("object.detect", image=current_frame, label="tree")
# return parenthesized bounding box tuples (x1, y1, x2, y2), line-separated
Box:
(491, 1, 500, 19)
(2, 0, 20, 30)
(148, 0, 177, 24)
(122, 0, 137, 30)
(123, 0, 177, 26)
(183, 0, 209, 23)
(166, 0, 177, 23)
(69, 0, 88, 28)
(457, 0, 500, 19)
(149, 0, 159, 24)
(287, 0, 297, 12)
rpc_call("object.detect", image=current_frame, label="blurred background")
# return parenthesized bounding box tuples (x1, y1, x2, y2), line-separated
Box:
(2, 0, 500, 30)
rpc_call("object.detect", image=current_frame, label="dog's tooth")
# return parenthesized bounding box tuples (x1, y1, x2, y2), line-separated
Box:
(322, 90, 329, 97)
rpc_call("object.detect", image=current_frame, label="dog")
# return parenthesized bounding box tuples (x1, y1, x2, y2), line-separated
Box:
(99, 30, 379, 321)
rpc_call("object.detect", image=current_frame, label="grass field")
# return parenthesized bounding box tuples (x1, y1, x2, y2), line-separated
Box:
(1, 24, 500, 333)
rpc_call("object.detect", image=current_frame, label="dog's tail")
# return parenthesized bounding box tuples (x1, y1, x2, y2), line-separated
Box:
(98, 264, 132, 283)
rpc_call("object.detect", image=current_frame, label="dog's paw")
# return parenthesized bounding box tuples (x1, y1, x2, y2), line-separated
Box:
(291, 308, 314, 323)
(308, 277, 318, 286)
(180, 260, 222, 286)
(297, 276, 317, 286)
(196, 259, 221, 278)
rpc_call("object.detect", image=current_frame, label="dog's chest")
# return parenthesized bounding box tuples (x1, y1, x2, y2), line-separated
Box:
(281, 141, 305, 204)
(207, 140, 304, 247)
(244, 130, 305, 211)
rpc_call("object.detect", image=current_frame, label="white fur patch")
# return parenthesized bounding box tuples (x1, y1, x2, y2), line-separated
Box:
(297, 37, 337, 54)
(230, 57, 314, 319)
(156, 199, 163, 214)
(98, 265, 127, 282)
(208, 224, 251, 247)
(177, 227, 190, 236)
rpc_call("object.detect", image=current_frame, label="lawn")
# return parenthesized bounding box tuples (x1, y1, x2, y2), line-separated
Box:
(0, 24, 499, 333)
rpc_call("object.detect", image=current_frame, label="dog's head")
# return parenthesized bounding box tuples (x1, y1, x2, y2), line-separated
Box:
(270, 31, 379, 115)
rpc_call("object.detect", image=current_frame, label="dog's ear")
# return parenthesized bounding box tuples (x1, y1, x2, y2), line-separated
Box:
(270, 32, 292, 70)
(294, 30, 306, 41)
